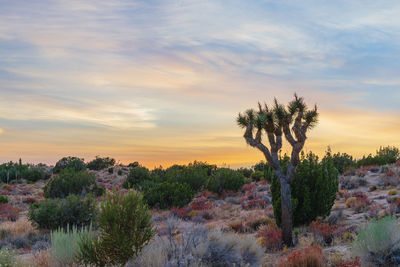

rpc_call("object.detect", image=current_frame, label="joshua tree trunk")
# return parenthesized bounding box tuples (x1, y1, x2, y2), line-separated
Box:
(280, 177, 292, 245)
(237, 94, 318, 247)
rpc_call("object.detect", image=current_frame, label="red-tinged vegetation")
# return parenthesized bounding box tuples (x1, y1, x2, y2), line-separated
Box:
(23, 197, 37, 204)
(278, 245, 324, 267)
(310, 220, 337, 245)
(0, 203, 19, 221)
(339, 257, 361, 267)
(242, 183, 257, 192)
(189, 198, 213, 210)
(256, 225, 282, 251)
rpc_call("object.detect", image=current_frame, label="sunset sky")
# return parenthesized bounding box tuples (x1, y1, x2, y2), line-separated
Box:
(1, 1, 400, 168)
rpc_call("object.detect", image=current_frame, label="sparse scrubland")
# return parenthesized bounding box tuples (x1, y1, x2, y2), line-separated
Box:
(0, 97, 400, 266)
(0, 147, 399, 266)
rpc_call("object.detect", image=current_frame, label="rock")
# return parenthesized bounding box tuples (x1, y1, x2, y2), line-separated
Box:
(369, 185, 377, 192)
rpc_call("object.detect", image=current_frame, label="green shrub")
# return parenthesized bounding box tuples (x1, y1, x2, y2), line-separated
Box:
(353, 216, 400, 265)
(50, 225, 93, 266)
(143, 182, 194, 209)
(108, 167, 114, 174)
(323, 147, 355, 174)
(117, 169, 123, 176)
(128, 162, 139, 168)
(0, 162, 49, 183)
(271, 152, 338, 227)
(237, 167, 253, 178)
(78, 191, 154, 266)
(44, 168, 104, 198)
(87, 156, 115, 171)
(207, 168, 246, 194)
(123, 166, 151, 189)
(0, 248, 19, 267)
(28, 194, 98, 230)
(53, 156, 86, 174)
(165, 162, 212, 192)
(357, 146, 400, 167)
(0, 195, 8, 204)
(250, 170, 264, 181)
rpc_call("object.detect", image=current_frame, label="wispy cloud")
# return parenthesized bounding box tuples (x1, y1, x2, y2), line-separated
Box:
(0, 0, 400, 166)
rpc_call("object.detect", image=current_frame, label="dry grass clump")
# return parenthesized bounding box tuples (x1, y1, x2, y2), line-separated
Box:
(0, 217, 38, 237)
(278, 245, 324, 267)
(32, 249, 52, 267)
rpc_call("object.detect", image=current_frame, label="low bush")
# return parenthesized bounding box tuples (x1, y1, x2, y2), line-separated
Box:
(28, 194, 97, 230)
(117, 169, 123, 176)
(278, 245, 324, 267)
(122, 166, 151, 189)
(78, 191, 154, 266)
(53, 156, 86, 174)
(310, 220, 337, 245)
(272, 152, 338, 226)
(107, 167, 114, 174)
(143, 182, 194, 209)
(86, 156, 115, 171)
(353, 216, 400, 266)
(389, 190, 398, 196)
(207, 168, 246, 194)
(323, 147, 355, 174)
(256, 224, 282, 251)
(0, 195, 8, 204)
(0, 248, 19, 267)
(0, 204, 19, 221)
(44, 168, 104, 198)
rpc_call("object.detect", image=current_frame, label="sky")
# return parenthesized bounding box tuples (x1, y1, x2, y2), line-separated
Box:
(0, 0, 400, 168)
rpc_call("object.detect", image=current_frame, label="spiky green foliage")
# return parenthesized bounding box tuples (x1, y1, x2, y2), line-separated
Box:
(50, 224, 93, 266)
(53, 156, 86, 174)
(78, 191, 155, 267)
(44, 168, 104, 198)
(0, 161, 50, 183)
(271, 152, 338, 226)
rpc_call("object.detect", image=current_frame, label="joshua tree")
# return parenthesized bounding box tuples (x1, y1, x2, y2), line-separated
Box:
(237, 94, 318, 246)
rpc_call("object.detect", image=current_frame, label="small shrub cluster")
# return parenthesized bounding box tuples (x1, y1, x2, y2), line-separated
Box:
(0, 195, 8, 204)
(44, 168, 104, 198)
(86, 156, 115, 171)
(0, 248, 19, 267)
(310, 220, 338, 245)
(122, 166, 151, 189)
(207, 168, 246, 195)
(53, 156, 86, 174)
(256, 224, 282, 251)
(0, 204, 19, 221)
(0, 161, 50, 183)
(324, 147, 355, 174)
(278, 245, 324, 267)
(131, 219, 264, 267)
(28, 195, 97, 230)
(345, 191, 370, 213)
(357, 146, 400, 167)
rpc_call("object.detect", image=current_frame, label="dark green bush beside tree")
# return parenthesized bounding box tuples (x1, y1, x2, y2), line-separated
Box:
(87, 156, 115, 171)
(44, 169, 104, 198)
(78, 191, 154, 266)
(122, 166, 151, 189)
(53, 156, 86, 174)
(323, 148, 355, 174)
(207, 168, 246, 195)
(271, 152, 338, 227)
(28, 194, 97, 230)
(143, 182, 194, 209)
(22, 167, 50, 182)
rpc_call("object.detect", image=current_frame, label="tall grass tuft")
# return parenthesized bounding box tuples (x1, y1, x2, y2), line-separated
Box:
(50, 224, 93, 267)
(353, 216, 400, 265)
